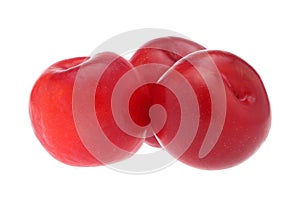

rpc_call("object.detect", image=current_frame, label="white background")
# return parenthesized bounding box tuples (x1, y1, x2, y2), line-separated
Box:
(1, 0, 299, 199)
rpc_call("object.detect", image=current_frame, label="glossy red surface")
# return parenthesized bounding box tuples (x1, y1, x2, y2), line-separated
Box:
(130, 36, 206, 147)
(29, 53, 144, 166)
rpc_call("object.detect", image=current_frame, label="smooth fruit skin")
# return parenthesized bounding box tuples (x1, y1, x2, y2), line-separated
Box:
(154, 50, 271, 170)
(130, 36, 205, 67)
(29, 52, 143, 166)
(130, 36, 206, 147)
